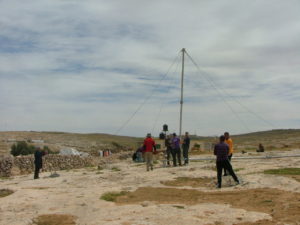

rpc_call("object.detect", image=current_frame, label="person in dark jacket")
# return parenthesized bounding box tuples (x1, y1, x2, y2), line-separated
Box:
(165, 134, 172, 166)
(34, 147, 44, 179)
(171, 133, 182, 166)
(182, 132, 190, 165)
(256, 143, 265, 152)
(214, 135, 239, 188)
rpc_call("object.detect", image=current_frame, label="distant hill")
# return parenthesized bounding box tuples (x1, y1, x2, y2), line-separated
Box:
(192, 129, 300, 152)
(0, 129, 299, 155)
(233, 129, 300, 151)
(0, 131, 143, 156)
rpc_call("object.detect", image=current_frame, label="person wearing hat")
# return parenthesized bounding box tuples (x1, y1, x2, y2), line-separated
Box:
(143, 133, 157, 171)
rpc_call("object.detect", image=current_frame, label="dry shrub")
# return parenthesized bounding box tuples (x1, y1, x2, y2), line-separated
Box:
(161, 177, 212, 187)
(31, 214, 76, 225)
(0, 189, 14, 198)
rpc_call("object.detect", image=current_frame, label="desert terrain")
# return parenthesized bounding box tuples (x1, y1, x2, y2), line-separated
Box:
(1, 150, 300, 224)
(0, 130, 300, 225)
(1, 129, 300, 156)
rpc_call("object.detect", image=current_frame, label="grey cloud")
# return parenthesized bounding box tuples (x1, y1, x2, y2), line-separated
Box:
(0, 0, 300, 136)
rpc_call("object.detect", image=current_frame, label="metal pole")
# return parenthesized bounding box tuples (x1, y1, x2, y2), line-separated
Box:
(179, 48, 185, 137)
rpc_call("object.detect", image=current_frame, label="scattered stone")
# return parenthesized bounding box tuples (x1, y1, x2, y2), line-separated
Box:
(141, 201, 151, 207)
(49, 172, 60, 178)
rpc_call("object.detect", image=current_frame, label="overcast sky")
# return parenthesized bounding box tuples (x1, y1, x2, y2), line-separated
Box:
(0, 0, 299, 137)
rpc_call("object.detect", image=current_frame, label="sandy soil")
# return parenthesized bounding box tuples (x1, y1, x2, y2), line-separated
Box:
(0, 149, 300, 225)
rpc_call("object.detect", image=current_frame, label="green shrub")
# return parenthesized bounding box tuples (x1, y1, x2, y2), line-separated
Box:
(10, 141, 35, 156)
(193, 143, 200, 149)
(10, 142, 54, 156)
(100, 191, 127, 202)
(111, 167, 121, 172)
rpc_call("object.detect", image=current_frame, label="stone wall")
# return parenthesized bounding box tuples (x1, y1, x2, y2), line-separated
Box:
(0, 156, 13, 177)
(0, 155, 100, 177)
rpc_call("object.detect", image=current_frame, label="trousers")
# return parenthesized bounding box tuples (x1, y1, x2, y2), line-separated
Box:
(144, 152, 153, 171)
(171, 147, 181, 166)
(182, 145, 189, 164)
(217, 159, 238, 187)
(223, 154, 232, 175)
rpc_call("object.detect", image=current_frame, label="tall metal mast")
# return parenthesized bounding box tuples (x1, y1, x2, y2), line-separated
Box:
(179, 48, 185, 137)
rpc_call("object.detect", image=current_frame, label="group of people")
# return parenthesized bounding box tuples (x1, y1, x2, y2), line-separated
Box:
(34, 130, 240, 189)
(141, 130, 240, 189)
(137, 132, 190, 171)
(164, 132, 190, 167)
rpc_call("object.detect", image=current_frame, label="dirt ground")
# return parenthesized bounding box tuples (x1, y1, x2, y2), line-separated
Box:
(161, 177, 213, 188)
(116, 187, 300, 225)
(0, 149, 300, 225)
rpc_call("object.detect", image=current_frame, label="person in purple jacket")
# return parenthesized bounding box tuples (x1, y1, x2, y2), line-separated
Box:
(214, 135, 239, 188)
(171, 133, 182, 166)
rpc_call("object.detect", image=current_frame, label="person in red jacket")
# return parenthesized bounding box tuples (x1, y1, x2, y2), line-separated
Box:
(143, 133, 157, 171)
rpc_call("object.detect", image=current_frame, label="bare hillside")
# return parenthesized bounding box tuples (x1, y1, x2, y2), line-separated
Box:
(0, 129, 299, 156)
(0, 131, 143, 156)
(192, 129, 300, 152)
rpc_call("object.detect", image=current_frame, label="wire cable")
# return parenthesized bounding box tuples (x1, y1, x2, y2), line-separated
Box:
(114, 52, 181, 135)
(151, 57, 182, 134)
(185, 51, 251, 132)
(187, 50, 276, 128)
(185, 51, 276, 129)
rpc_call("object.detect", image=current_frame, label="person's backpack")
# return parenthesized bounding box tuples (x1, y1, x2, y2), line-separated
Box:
(132, 152, 137, 161)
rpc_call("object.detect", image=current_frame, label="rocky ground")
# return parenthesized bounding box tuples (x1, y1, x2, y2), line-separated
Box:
(0, 149, 300, 225)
